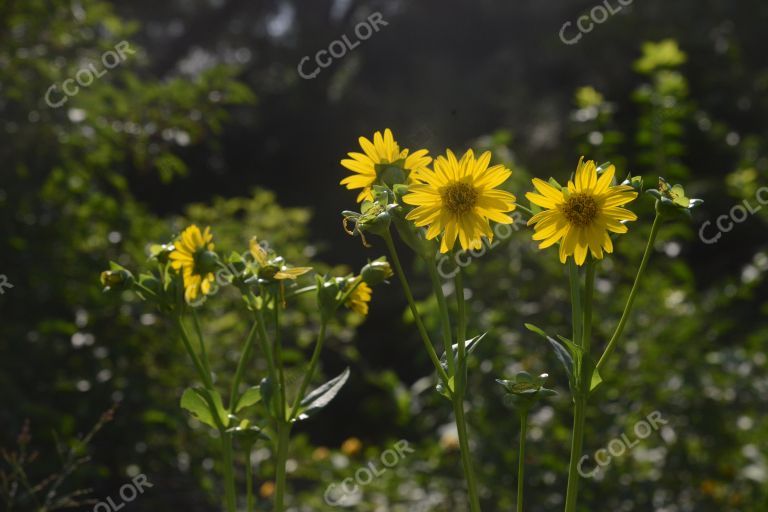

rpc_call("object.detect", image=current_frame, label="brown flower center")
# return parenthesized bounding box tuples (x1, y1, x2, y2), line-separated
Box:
(441, 182, 479, 215)
(561, 192, 599, 227)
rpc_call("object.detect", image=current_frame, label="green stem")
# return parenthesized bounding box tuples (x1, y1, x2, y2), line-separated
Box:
(582, 260, 596, 355)
(428, 259, 456, 377)
(177, 316, 214, 390)
(221, 433, 237, 512)
(596, 213, 661, 373)
(249, 292, 278, 388)
(289, 320, 328, 422)
(229, 322, 259, 410)
(453, 396, 482, 512)
(246, 444, 255, 512)
(517, 411, 529, 512)
(192, 309, 212, 378)
(273, 296, 287, 421)
(455, 267, 467, 345)
(564, 258, 596, 512)
(382, 231, 451, 389)
(563, 396, 587, 512)
(274, 422, 291, 512)
(568, 261, 583, 347)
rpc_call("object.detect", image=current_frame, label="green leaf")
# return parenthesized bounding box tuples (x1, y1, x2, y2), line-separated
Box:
(526, 324, 577, 392)
(294, 368, 350, 422)
(180, 388, 229, 429)
(234, 386, 262, 413)
(590, 366, 604, 393)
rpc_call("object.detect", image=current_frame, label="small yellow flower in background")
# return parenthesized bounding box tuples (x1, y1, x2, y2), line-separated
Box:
(341, 437, 363, 456)
(403, 149, 517, 253)
(312, 446, 330, 462)
(340, 128, 431, 202)
(526, 158, 638, 266)
(259, 481, 275, 499)
(249, 238, 312, 281)
(170, 225, 217, 303)
(345, 282, 372, 316)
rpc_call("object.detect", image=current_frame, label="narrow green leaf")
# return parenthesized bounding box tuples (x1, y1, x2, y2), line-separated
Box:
(294, 368, 350, 422)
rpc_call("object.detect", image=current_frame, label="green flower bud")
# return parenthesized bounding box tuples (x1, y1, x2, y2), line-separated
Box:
(316, 275, 341, 320)
(148, 243, 175, 264)
(100, 267, 134, 291)
(360, 257, 393, 286)
(196, 250, 220, 274)
(375, 162, 407, 188)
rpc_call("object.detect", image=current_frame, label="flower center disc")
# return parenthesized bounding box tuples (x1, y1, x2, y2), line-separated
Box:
(562, 193, 599, 227)
(441, 182, 479, 215)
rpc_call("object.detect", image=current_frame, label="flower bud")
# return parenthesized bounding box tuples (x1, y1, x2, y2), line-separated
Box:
(360, 257, 393, 286)
(316, 275, 341, 319)
(100, 267, 134, 291)
(196, 250, 220, 274)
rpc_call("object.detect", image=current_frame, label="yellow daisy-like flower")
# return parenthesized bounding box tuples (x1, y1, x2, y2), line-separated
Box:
(170, 225, 217, 303)
(525, 158, 638, 266)
(403, 149, 517, 253)
(340, 128, 431, 202)
(345, 282, 372, 316)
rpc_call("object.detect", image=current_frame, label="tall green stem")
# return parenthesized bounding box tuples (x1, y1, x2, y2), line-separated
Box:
(564, 259, 596, 512)
(517, 411, 529, 512)
(382, 231, 451, 388)
(221, 433, 237, 512)
(455, 267, 467, 369)
(274, 421, 291, 512)
(450, 267, 480, 511)
(563, 395, 587, 512)
(427, 259, 455, 376)
(192, 309, 212, 378)
(229, 322, 259, 410)
(245, 444, 255, 512)
(289, 321, 328, 421)
(453, 396, 482, 512)
(596, 213, 661, 372)
(177, 316, 214, 390)
(273, 297, 287, 420)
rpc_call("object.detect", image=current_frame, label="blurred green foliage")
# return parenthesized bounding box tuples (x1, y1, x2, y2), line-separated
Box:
(2, 0, 768, 511)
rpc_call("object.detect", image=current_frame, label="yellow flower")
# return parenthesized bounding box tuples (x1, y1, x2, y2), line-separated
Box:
(249, 238, 312, 281)
(403, 149, 517, 253)
(345, 282, 372, 316)
(340, 128, 431, 202)
(525, 158, 638, 266)
(341, 437, 363, 456)
(169, 225, 217, 303)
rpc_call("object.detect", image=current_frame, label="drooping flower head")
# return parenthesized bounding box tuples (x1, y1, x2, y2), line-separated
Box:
(170, 225, 217, 304)
(403, 149, 517, 253)
(249, 238, 312, 282)
(526, 158, 638, 266)
(340, 128, 431, 203)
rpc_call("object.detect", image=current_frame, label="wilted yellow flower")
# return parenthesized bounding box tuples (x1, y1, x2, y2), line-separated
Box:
(249, 238, 312, 281)
(170, 225, 217, 303)
(403, 149, 517, 253)
(341, 437, 363, 456)
(345, 282, 372, 316)
(340, 128, 431, 202)
(526, 158, 637, 266)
